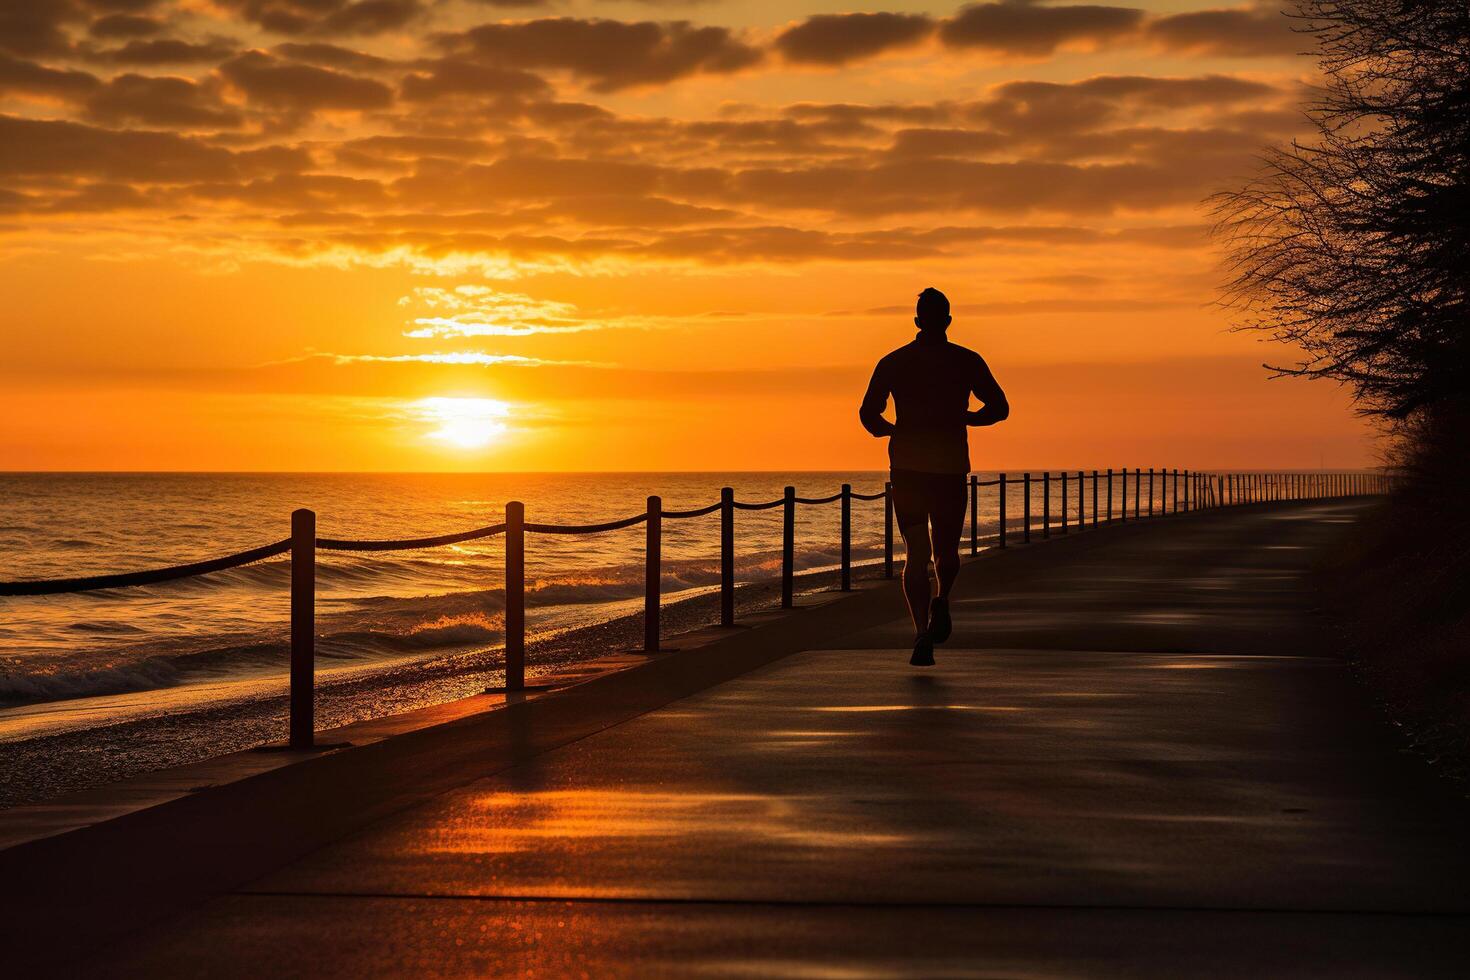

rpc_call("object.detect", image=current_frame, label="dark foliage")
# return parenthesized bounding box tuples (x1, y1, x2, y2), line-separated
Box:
(1328, 401, 1470, 777)
(1214, 0, 1470, 421)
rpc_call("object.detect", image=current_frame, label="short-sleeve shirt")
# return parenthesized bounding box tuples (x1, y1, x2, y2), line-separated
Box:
(862, 336, 987, 474)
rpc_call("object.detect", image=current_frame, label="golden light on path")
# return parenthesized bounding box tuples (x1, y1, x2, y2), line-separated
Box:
(416, 397, 510, 449)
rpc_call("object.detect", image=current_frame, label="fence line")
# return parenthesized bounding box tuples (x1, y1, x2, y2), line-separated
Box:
(0, 470, 1391, 748)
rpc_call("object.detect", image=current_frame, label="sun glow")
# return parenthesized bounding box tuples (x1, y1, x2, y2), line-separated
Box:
(416, 397, 511, 449)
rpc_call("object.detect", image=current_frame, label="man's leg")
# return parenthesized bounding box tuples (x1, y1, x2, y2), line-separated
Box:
(900, 519, 938, 667)
(929, 478, 966, 599)
(899, 520, 933, 637)
(922, 476, 966, 647)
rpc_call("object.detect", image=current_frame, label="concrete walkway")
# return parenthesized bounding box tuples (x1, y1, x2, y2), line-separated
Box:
(12, 501, 1470, 977)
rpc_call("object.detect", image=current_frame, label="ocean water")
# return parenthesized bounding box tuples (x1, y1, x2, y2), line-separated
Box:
(0, 470, 1171, 726)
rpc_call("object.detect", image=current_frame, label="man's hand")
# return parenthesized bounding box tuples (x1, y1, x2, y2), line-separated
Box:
(967, 357, 1009, 427)
(865, 416, 897, 437)
(966, 405, 1007, 427)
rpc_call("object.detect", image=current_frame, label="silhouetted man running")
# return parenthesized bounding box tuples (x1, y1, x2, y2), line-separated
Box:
(860, 288, 1010, 666)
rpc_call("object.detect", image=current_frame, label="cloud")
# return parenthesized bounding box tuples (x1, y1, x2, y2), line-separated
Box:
(42, 181, 156, 213)
(633, 225, 947, 264)
(321, 351, 593, 367)
(212, 0, 425, 37)
(93, 37, 240, 65)
(0, 0, 165, 59)
(393, 154, 666, 205)
(88, 14, 164, 38)
(218, 50, 393, 110)
(1031, 124, 1269, 173)
(435, 17, 763, 91)
(0, 114, 307, 182)
(775, 12, 935, 66)
(1145, 4, 1301, 57)
(399, 59, 550, 102)
(189, 172, 389, 208)
(886, 128, 1008, 159)
(0, 113, 240, 181)
(540, 195, 742, 228)
(0, 2, 1302, 280)
(759, 3, 1303, 67)
(781, 101, 955, 130)
(939, 0, 1145, 56)
(0, 4, 75, 57)
(400, 285, 657, 337)
(537, 112, 866, 161)
(265, 217, 1206, 274)
(84, 73, 244, 128)
(0, 52, 100, 99)
(971, 74, 1280, 134)
(702, 157, 1204, 217)
(833, 297, 1192, 318)
(336, 134, 493, 162)
(316, 0, 423, 37)
(270, 42, 396, 72)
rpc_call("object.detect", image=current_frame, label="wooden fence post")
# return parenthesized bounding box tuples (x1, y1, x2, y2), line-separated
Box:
(1120, 468, 1127, 522)
(840, 483, 852, 591)
(999, 473, 1008, 549)
(644, 495, 661, 652)
(720, 486, 735, 627)
(290, 508, 315, 749)
(1060, 471, 1069, 534)
(1023, 472, 1032, 543)
(504, 501, 525, 692)
(884, 481, 894, 578)
(1091, 470, 1099, 526)
(1042, 471, 1051, 539)
(969, 474, 979, 555)
(782, 486, 795, 608)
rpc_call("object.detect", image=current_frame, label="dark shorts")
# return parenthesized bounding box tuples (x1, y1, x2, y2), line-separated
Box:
(890, 469, 967, 535)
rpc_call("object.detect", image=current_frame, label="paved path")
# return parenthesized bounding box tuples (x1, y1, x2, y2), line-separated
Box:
(18, 502, 1470, 976)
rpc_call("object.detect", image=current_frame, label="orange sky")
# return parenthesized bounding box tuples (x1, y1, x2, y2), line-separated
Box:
(0, 0, 1380, 471)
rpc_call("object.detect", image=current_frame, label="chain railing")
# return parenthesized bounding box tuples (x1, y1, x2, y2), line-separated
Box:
(0, 470, 1389, 748)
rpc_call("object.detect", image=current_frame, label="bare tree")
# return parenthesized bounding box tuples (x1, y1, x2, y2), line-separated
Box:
(1214, 0, 1470, 421)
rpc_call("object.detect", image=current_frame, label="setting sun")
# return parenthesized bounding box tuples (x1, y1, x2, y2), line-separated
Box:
(417, 397, 510, 449)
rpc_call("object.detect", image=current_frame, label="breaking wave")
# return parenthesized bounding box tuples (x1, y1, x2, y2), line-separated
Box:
(1, 541, 880, 709)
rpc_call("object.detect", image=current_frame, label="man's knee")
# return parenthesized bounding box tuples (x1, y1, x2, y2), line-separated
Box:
(930, 522, 963, 562)
(900, 525, 931, 565)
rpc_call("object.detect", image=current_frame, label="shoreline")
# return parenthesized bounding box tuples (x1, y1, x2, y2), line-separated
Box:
(0, 560, 892, 810)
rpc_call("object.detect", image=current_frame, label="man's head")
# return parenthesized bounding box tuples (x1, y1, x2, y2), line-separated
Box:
(915, 287, 952, 334)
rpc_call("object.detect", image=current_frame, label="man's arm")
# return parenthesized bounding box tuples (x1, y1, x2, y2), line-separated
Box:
(859, 361, 896, 437)
(966, 354, 1009, 427)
